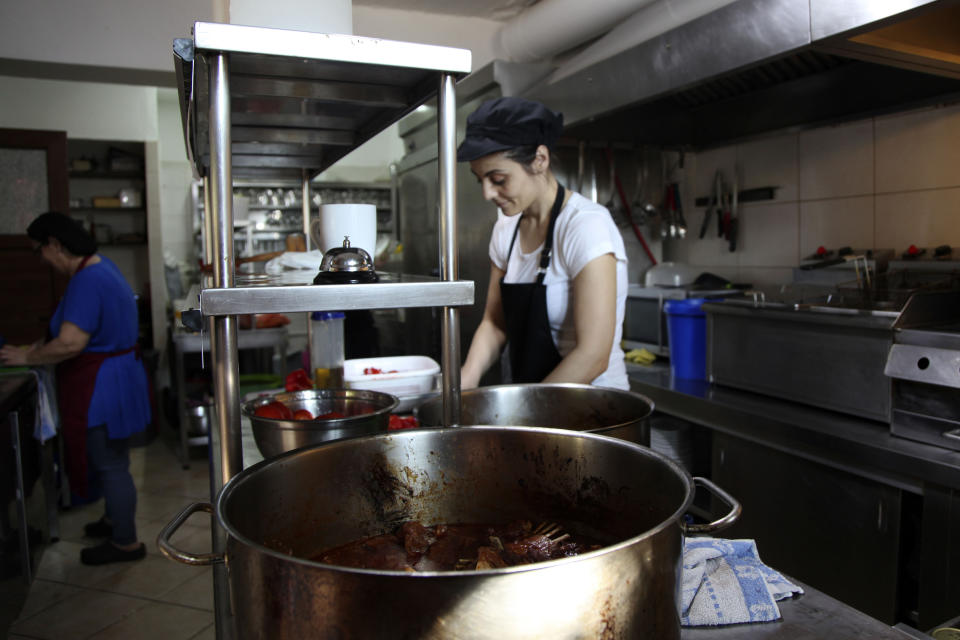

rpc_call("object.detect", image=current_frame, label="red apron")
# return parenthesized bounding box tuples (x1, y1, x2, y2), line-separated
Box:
(56, 346, 137, 498)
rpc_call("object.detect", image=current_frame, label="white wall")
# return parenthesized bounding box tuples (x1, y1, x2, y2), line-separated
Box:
(156, 89, 195, 267)
(315, 6, 501, 181)
(0, 0, 500, 80)
(353, 6, 499, 71)
(1, 76, 161, 299)
(229, 0, 352, 33)
(665, 101, 960, 286)
(0, 0, 213, 75)
(1, 76, 159, 140)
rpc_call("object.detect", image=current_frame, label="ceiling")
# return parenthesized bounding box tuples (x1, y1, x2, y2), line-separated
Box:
(352, 0, 538, 21)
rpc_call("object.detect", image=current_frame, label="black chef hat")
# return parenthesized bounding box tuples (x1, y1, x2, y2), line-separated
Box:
(456, 97, 564, 162)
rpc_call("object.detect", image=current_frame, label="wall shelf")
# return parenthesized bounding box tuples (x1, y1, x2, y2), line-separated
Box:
(198, 272, 474, 316)
(174, 21, 470, 181)
(68, 171, 144, 180)
(70, 207, 145, 213)
(174, 23, 470, 637)
(68, 138, 152, 347)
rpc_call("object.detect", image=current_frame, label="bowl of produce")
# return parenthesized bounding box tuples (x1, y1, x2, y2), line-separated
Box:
(241, 388, 399, 459)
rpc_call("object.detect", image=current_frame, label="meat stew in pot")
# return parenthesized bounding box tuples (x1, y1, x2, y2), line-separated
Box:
(315, 519, 604, 572)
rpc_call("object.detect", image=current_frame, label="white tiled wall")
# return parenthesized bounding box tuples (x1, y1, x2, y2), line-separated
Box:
(663, 101, 960, 286)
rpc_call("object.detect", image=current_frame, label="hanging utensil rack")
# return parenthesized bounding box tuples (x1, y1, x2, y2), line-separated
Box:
(172, 22, 472, 639)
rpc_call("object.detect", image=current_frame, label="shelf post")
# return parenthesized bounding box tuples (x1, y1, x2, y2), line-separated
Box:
(207, 51, 240, 640)
(301, 170, 312, 251)
(438, 72, 461, 427)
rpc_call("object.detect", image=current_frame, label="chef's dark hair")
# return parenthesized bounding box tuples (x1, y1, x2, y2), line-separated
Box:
(27, 211, 97, 256)
(504, 144, 563, 175)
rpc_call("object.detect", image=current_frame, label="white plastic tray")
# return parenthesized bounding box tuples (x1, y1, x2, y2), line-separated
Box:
(343, 355, 441, 400)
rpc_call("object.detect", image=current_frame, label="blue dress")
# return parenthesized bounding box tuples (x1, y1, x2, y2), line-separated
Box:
(50, 257, 151, 439)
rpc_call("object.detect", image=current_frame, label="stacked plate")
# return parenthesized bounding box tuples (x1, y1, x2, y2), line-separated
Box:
(649, 415, 694, 471)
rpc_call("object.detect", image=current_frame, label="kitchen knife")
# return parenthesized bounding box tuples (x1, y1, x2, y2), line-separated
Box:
(728, 170, 739, 252)
(699, 171, 721, 239)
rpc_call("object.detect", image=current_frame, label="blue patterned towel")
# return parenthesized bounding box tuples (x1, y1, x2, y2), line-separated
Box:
(32, 367, 59, 442)
(681, 538, 803, 626)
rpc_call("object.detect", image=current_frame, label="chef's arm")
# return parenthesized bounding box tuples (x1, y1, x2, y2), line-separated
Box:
(461, 263, 508, 389)
(0, 321, 91, 366)
(542, 254, 616, 385)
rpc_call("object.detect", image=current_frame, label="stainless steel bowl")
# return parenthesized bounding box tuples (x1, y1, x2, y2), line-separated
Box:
(417, 383, 654, 445)
(241, 388, 399, 459)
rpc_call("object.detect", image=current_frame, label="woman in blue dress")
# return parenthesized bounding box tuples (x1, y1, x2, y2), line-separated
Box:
(0, 212, 151, 565)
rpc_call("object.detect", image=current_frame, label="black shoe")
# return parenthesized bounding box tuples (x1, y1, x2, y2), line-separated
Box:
(80, 540, 146, 566)
(83, 517, 113, 538)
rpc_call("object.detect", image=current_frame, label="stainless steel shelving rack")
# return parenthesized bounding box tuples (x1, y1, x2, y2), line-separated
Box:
(172, 22, 472, 639)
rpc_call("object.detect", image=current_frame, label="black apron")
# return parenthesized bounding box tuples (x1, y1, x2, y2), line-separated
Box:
(500, 184, 565, 383)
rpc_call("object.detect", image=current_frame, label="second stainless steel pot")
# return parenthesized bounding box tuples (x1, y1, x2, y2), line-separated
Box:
(159, 426, 738, 639)
(416, 383, 654, 446)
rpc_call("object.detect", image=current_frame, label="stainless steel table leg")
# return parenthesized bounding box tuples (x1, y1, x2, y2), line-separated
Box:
(175, 339, 189, 468)
(41, 437, 60, 542)
(9, 410, 32, 584)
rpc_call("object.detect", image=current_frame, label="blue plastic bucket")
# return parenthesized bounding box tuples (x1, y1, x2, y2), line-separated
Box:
(664, 298, 715, 380)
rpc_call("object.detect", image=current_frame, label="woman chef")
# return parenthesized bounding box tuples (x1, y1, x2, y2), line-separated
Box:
(0, 212, 151, 565)
(458, 97, 629, 390)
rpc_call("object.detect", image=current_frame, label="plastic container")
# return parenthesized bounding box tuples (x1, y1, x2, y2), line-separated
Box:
(664, 298, 715, 380)
(343, 356, 440, 397)
(310, 311, 345, 388)
(238, 373, 284, 399)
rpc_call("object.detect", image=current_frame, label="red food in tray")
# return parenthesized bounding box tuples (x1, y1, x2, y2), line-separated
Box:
(364, 367, 399, 375)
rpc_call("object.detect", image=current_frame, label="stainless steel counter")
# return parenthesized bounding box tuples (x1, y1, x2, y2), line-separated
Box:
(628, 363, 960, 493)
(231, 378, 929, 639)
(239, 420, 915, 639)
(681, 583, 923, 639)
(630, 362, 960, 629)
(0, 370, 56, 585)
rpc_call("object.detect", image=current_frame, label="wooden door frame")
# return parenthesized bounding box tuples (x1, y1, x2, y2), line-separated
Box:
(0, 127, 69, 247)
(0, 128, 70, 343)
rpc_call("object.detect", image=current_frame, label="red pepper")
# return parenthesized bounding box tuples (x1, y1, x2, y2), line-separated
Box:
(388, 414, 419, 431)
(284, 368, 313, 392)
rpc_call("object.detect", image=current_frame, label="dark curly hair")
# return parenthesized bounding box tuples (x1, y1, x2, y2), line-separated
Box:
(27, 211, 97, 256)
(504, 144, 563, 175)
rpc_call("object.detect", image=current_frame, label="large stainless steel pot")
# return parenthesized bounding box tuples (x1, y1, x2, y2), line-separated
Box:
(159, 427, 739, 639)
(417, 383, 654, 446)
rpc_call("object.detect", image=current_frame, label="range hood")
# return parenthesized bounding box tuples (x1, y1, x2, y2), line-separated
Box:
(522, 0, 960, 148)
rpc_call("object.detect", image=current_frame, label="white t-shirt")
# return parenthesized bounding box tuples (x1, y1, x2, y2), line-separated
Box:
(489, 191, 629, 389)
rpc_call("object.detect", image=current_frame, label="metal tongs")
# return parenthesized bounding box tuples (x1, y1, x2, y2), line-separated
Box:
(663, 182, 687, 239)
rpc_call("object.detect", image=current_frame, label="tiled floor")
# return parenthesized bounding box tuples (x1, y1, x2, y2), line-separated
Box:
(7, 434, 218, 640)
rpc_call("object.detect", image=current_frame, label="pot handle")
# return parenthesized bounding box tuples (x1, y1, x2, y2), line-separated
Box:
(157, 502, 224, 566)
(683, 477, 742, 535)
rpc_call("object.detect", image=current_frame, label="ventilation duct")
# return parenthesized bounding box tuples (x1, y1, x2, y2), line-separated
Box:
(493, 0, 659, 64)
(519, 0, 960, 148)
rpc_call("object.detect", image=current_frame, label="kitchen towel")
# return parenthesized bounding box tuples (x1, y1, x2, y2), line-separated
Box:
(681, 537, 803, 626)
(265, 249, 324, 274)
(32, 367, 59, 442)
